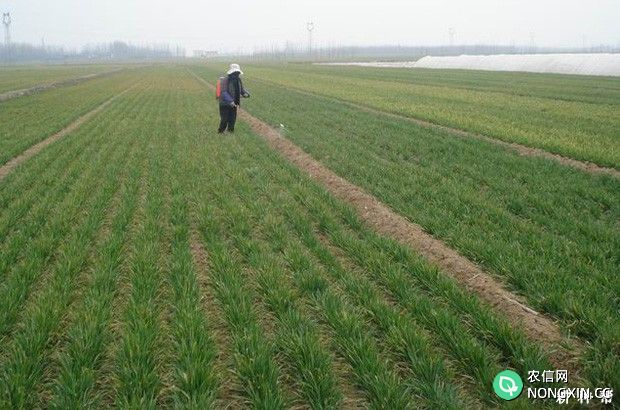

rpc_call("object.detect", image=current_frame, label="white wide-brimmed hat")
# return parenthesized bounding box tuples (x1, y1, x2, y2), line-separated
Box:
(227, 63, 243, 75)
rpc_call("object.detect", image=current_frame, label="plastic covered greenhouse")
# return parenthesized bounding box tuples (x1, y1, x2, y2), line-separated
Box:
(413, 54, 620, 76)
(319, 54, 620, 76)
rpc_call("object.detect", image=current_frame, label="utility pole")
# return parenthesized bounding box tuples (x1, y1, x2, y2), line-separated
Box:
(306, 21, 314, 58)
(529, 32, 536, 52)
(448, 27, 455, 47)
(2, 12, 11, 62)
(581, 34, 588, 52)
(2, 12, 11, 48)
(42, 37, 48, 64)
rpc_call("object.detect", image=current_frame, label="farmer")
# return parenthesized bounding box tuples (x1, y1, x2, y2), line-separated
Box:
(217, 63, 250, 133)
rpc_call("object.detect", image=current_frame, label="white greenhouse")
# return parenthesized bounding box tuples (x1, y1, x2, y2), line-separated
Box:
(413, 54, 620, 76)
(319, 54, 620, 76)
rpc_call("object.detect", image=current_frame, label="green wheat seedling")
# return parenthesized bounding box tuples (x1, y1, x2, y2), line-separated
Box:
(0, 70, 141, 165)
(0, 131, 128, 345)
(213, 144, 486, 407)
(196, 210, 286, 409)
(48, 88, 154, 409)
(0, 91, 140, 284)
(0, 64, 122, 93)
(185, 121, 562, 408)
(164, 130, 219, 408)
(191, 66, 618, 391)
(192, 136, 414, 408)
(209, 201, 344, 408)
(233, 65, 620, 168)
(0, 111, 142, 408)
(0, 65, 616, 407)
(112, 81, 179, 408)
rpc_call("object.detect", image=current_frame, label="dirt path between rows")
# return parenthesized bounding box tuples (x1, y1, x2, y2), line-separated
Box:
(189, 70, 582, 372)
(0, 85, 135, 182)
(256, 78, 620, 179)
(239, 109, 584, 371)
(0, 68, 126, 103)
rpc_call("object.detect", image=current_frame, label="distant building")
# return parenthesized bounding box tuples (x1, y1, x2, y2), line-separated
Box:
(193, 50, 218, 58)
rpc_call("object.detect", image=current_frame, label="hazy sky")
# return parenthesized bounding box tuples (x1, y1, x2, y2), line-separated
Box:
(3, 0, 619, 53)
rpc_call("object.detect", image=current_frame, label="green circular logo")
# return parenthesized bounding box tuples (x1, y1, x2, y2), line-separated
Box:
(493, 370, 523, 400)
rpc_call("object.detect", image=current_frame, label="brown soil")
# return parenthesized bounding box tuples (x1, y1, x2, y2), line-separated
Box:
(0, 85, 135, 182)
(190, 70, 583, 373)
(259, 78, 620, 179)
(0, 68, 126, 102)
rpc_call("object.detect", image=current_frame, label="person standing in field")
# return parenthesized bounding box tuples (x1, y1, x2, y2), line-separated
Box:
(217, 63, 250, 133)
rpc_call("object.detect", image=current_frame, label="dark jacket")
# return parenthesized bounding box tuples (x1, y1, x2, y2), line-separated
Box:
(219, 74, 249, 106)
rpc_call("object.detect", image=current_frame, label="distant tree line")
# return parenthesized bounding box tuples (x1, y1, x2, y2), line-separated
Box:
(0, 40, 185, 64)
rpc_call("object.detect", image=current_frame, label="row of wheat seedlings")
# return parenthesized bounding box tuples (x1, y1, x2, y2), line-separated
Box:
(196, 182, 344, 407)
(0, 88, 144, 287)
(189, 135, 443, 407)
(0, 85, 149, 409)
(188, 128, 556, 407)
(0, 95, 144, 344)
(0, 69, 141, 165)
(201, 69, 618, 391)
(110, 82, 176, 408)
(43, 84, 158, 409)
(162, 78, 220, 407)
(225, 65, 620, 168)
(0, 64, 122, 93)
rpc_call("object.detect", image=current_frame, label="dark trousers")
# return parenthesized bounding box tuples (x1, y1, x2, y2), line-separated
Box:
(218, 105, 237, 133)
